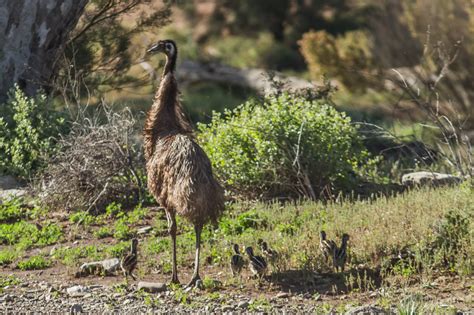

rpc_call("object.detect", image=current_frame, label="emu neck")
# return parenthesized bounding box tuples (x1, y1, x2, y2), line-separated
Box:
(163, 54, 176, 75)
(144, 65, 192, 160)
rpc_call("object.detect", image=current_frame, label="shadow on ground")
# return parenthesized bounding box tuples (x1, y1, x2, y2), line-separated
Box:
(268, 267, 382, 295)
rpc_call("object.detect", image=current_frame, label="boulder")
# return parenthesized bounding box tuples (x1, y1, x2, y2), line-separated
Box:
(137, 282, 167, 293)
(76, 258, 120, 277)
(0, 175, 22, 189)
(402, 171, 462, 187)
(346, 305, 391, 315)
(66, 285, 90, 297)
(0, 188, 27, 201)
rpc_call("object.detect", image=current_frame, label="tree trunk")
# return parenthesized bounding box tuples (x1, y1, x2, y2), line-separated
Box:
(0, 0, 88, 103)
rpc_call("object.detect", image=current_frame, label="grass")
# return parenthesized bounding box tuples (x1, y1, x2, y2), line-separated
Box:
(149, 185, 473, 283)
(0, 249, 18, 266)
(17, 255, 51, 270)
(0, 185, 471, 312)
(0, 222, 62, 249)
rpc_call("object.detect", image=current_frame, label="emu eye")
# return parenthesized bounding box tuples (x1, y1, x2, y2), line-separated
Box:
(166, 43, 173, 51)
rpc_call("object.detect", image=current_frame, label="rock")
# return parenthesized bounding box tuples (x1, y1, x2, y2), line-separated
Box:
(276, 292, 289, 299)
(402, 171, 462, 187)
(346, 305, 390, 315)
(221, 305, 234, 312)
(101, 258, 120, 273)
(137, 282, 167, 293)
(0, 189, 27, 201)
(66, 286, 90, 297)
(70, 304, 83, 314)
(137, 226, 153, 235)
(0, 175, 22, 190)
(237, 301, 249, 308)
(77, 258, 120, 277)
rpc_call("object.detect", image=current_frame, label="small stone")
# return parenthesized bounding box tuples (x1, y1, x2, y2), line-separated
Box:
(137, 226, 153, 234)
(137, 282, 167, 293)
(221, 305, 233, 312)
(345, 305, 389, 315)
(70, 304, 83, 314)
(238, 301, 249, 308)
(102, 258, 121, 273)
(276, 292, 289, 299)
(66, 285, 90, 297)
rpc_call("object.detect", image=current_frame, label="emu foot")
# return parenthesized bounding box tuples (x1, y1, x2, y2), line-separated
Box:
(169, 274, 180, 285)
(185, 275, 201, 289)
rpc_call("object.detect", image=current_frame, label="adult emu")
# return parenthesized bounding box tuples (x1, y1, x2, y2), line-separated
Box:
(145, 40, 224, 287)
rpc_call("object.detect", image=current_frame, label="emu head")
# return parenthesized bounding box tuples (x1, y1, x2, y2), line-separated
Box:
(147, 39, 177, 58)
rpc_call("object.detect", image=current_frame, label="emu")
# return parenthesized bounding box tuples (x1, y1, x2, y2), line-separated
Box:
(145, 39, 224, 287)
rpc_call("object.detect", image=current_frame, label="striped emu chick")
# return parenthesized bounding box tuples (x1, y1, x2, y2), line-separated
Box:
(333, 233, 350, 272)
(245, 246, 267, 278)
(145, 39, 224, 287)
(230, 244, 245, 276)
(260, 241, 278, 264)
(121, 238, 139, 280)
(319, 231, 336, 264)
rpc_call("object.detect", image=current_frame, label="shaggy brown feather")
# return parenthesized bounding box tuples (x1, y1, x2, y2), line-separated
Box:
(144, 39, 224, 285)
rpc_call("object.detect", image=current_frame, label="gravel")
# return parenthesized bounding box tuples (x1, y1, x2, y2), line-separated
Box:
(0, 280, 470, 314)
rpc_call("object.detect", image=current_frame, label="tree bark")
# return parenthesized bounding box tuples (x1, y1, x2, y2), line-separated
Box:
(0, 0, 88, 103)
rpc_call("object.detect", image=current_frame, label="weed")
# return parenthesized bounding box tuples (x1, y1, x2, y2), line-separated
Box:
(169, 284, 190, 304)
(0, 198, 28, 222)
(248, 296, 271, 312)
(105, 242, 129, 258)
(17, 255, 51, 270)
(114, 219, 133, 240)
(52, 245, 102, 266)
(69, 211, 96, 226)
(106, 202, 125, 219)
(0, 249, 18, 266)
(0, 221, 62, 249)
(94, 227, 112, 239)
(0, 275, 20, 288)
(397, 294, 425, 315)
(202, 277, 223, 292)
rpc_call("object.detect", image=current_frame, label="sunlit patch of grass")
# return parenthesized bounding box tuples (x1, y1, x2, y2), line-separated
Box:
(52, 245, 103, 266)
(0, 248, 19, 266)
(0, 221, 62, 250)
(17, 255, 51, 270)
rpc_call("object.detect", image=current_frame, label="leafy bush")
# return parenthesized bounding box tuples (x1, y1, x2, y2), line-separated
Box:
(17, 255, 51, 270)
(0, 85, 65, 178)
(0, 198, 29, 223)
(0, 222, 62, 249)
(0, 249, 18, 266)
(198, 93, 373, 198)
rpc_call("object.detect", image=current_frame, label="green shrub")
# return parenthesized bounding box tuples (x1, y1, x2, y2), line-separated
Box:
(94, 227, 112, 239)
(0, 222, 62, 249)
(0, 85, 65, 177)
(198, 93, 373, 198)
(17, 255, 51, 270)
(0, 249, 18, 266)
(0, 198, 29, 223)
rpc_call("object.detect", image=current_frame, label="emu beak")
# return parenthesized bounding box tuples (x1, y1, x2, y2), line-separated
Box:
(147, 42, 162, 54)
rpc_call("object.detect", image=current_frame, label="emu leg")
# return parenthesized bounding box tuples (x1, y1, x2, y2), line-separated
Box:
(166, 211, 179, 284)
(186, 224, 202, 288)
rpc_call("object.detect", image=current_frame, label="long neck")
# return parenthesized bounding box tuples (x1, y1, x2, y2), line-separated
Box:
(163, 53, 177, 76)
(143, 58, 193, 160)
